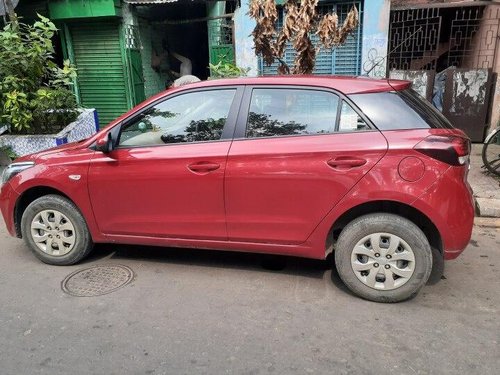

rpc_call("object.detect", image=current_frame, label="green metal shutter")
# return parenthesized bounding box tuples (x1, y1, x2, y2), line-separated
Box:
(69, 22, 129, 126)
(260, 1, 363, 76)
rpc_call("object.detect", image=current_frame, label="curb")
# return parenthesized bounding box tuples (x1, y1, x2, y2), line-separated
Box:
(474, 217, 500, 228)
(475, 197, 500, 219)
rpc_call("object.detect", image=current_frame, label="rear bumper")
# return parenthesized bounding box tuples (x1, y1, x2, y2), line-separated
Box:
(412, 166, 474, 260)
(0, 182, 20, 237)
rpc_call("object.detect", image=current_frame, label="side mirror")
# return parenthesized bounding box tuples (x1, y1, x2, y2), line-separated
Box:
(95, 133, 114, 153)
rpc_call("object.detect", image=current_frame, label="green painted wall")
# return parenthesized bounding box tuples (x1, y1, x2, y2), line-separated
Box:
(49, 0, 121, 20)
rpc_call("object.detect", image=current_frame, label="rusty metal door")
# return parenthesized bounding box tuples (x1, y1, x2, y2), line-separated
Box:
(442, 68, 493, 142)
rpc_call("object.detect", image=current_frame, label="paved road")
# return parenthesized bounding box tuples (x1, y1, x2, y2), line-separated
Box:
(0, 221, 499, 375)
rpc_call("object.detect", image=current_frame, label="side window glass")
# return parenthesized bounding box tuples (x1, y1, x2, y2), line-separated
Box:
(339, 101, 369, 132)
(119, 89, 236, 147)
(246, 88, 339, 138)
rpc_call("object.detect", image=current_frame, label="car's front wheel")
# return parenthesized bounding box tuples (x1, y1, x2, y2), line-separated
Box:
(21, 194, 93, 265)
(335, 213, 432, 303)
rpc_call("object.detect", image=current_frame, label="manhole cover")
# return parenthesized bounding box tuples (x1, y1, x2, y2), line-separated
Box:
(61, 265, 134, 297)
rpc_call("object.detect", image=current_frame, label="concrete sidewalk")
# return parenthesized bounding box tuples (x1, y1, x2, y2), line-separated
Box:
(469, 144, 500, 218)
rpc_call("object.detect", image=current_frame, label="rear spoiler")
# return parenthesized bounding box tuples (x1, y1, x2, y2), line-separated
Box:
(387, 79, 412, 92)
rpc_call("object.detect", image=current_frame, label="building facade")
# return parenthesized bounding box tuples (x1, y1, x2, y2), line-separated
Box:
(11, 0, 390, 126)
(387, 0, 500, 141)
(9, 0, 500, 138)
(13, 0, 238, 125)
(235, 0, 391, 77)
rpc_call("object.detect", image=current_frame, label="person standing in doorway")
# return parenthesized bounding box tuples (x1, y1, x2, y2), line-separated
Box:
(169, 51, 200, 87)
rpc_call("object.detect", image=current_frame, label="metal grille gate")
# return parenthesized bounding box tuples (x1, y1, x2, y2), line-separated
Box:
(208, 17, 235, 65)
(388, 5, 500, 141)
(388, 6, 499, 71)
(388, 8, 442, 71)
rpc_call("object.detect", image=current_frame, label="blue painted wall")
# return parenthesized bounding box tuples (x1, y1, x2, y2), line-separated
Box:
(234, 0, 259, 76)
(361, 0, 390, 77)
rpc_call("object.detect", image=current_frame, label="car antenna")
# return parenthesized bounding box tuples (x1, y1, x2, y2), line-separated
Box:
(365, 27, 423, 77)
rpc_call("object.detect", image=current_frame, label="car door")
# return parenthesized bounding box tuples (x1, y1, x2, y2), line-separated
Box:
(225, 86, 388, 245)
(88, 86, 243, 240)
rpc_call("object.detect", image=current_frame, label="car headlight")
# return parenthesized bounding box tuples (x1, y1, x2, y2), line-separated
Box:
(1, 162, 35, 185)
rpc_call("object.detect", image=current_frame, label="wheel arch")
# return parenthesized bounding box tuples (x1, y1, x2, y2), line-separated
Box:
(14, 186, 75, 238)
(327, 200, 443, 257)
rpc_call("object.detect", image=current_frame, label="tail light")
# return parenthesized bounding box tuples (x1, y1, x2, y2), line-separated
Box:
(414, 135, 471, 166)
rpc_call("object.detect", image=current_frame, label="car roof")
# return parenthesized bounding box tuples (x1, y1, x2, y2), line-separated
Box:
(177, 75, 411, 95)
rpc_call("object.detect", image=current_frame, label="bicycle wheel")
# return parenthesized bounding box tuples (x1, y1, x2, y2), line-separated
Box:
(482, 128, 500, 177)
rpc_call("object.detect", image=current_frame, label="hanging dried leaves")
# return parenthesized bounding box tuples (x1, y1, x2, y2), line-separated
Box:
(290, 0, 317, 74)
(275, 1, 299, 58)
(249, 0, 278, 66)
(248, 0, 359, 75)
(317, 5, 359, 48)
(316, 13, 338, 49)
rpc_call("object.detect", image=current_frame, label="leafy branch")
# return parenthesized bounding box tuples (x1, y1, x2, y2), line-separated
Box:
(209, 61, 250, 78)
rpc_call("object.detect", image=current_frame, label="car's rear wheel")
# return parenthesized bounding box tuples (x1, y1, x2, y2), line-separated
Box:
(21, 195, 93, 265)
(335, 213, 432, 303)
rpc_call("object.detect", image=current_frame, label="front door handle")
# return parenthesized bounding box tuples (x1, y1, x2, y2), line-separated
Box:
(327, 157, 367, 169)
(188, 162, 220, 173)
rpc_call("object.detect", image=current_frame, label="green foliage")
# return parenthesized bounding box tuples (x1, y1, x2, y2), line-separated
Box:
(31, 87, 78, 134)
(0, 145, 18, 160)
(209, 61, 250, 78)
(0, 14, 78, 134)
(50, 60, 78, 87)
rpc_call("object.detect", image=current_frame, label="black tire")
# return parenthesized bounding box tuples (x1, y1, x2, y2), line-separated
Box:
(482, 127, 500, 177)
(20, 194, 94, 265)
(335, 213, 432, 303)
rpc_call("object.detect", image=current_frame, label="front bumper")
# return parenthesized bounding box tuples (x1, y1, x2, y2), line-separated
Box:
(0, 182, 20, 237)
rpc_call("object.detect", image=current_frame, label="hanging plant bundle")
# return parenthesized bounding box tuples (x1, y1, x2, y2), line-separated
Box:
(249, 0, 359, 74)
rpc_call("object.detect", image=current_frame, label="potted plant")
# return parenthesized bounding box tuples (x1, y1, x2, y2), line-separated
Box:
(0, 14, 98, 157)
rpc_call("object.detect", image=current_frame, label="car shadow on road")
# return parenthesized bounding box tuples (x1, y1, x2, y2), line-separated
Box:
(92, 243, 356, 297)
(87, 243, 331, 279)
(84, 243, 437, 297)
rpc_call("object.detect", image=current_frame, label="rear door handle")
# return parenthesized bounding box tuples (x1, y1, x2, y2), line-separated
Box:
(188, 162, 220, 173)
(327, 157, 367, 169)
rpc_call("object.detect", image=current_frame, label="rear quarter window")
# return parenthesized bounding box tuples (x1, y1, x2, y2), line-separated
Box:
(349, 89, 454, 130)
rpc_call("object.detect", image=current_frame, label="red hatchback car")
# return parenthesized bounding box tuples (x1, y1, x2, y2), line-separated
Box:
(0, 76, 474, 302)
